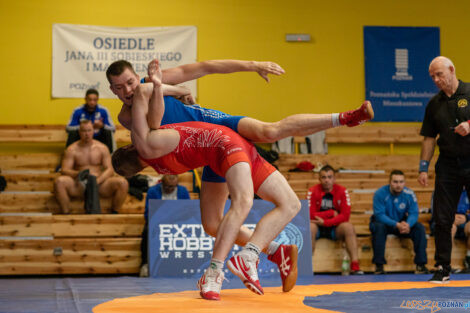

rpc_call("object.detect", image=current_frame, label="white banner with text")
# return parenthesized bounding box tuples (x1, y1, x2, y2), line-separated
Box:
(52, 24, 197, 98)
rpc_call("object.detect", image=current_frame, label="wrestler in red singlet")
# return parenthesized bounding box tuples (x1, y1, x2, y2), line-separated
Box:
(139, 121, 275, 192)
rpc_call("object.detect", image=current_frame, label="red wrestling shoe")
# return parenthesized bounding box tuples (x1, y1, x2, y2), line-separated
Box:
(197, 267, 224, 300)
(339, 101, 374, 127)
(227, 251, 264, 295)
(268, 244, 298, 292)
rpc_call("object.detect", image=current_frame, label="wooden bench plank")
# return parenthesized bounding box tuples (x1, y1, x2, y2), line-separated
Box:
(0, 214, 145, 237)
(287, 178, 434, 191)
(313, 236, 466, 273)
(283, 171, 435, 182)
(0, 154, 61, 170)
(0, 192, 199, 214)
(0, 124, 424, 145)
(350, 191, 433, 204)
(295, 188, 434, 201)
(0, 193, 146, 214)
(0, 125, 131, 144)
(276, 154, 436, 173)
(3, 172, 194, 193)
(0, 238, 141, 275)
(325, 125, 423, 144)
(4, 173, 58, 191)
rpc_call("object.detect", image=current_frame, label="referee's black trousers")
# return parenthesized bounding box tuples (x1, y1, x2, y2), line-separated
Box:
(433, 155, 470, 267)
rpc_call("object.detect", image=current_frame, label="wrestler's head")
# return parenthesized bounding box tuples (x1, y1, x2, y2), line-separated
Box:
(107, 60, 140, 107)
(112, 144, 146, 177)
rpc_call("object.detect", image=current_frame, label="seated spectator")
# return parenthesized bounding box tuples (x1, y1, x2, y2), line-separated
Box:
(54, 120, 128, 214)
(430, 189, 470, 272)
(307, 165, 363, 275)
(370, 169, 429, 274)
(140, 174, 190, 277)
(146, 174, 190, 201)
(66, 88, 115, 152)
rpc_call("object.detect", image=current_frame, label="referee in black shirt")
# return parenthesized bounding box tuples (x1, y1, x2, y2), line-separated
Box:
(418, 56, 470, 283)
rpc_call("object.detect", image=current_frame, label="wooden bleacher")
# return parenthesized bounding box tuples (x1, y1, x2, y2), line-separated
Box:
(313, 237, 467, 273)
(0, 127, 199, 275)
(274, 134, 467, 272)
(325, 124, 422, 144)
(0, 124, 131, 144)
(0, 124, 466, 275)
(325, 124, 422, 154)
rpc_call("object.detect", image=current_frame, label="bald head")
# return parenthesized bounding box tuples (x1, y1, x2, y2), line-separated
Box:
(429, 56, 458, 96)
(429, 56, 455, 71)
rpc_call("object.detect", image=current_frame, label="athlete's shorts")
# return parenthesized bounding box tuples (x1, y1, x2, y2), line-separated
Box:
(212, 140, 276, 193)
(316, 226, 337, 240)
(202, 166, 226, 183)
(200, 115, 246, 183)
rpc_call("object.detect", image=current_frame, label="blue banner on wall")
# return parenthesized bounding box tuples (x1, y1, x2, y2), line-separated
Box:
(364, 26, 440, 121)
(148, 199, 312, 279)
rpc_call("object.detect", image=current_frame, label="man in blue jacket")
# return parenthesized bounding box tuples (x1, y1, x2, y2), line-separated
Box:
(140, 174, 190, 276)
(370, 170, 428, 274)
(66, 88, 116, 152)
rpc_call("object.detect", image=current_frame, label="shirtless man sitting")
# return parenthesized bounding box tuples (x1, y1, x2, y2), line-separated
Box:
(54, 120, 129, 214)
(112, 61, 301, 300)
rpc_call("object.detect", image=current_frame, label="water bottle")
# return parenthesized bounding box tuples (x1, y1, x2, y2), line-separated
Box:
(341, 254, 350, 276)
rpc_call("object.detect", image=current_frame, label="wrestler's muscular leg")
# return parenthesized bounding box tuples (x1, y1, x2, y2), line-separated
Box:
(248, 171, 301, 249)
(199, 181, 228, 237)
(238, 115, 333, 143)
(211, 162, 254, 261)
(237, 101, 374, 143)
(200, 181, 264, 251)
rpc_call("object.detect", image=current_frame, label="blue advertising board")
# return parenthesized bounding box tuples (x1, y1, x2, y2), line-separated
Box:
(364, 26, 440, 121)
(148, 199, 312, 278)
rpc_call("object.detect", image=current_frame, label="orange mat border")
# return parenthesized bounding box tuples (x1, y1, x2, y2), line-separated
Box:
(94, 280, 470, 313)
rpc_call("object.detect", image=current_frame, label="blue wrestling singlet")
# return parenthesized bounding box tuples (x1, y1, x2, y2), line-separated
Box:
(161, 96, 244, 132)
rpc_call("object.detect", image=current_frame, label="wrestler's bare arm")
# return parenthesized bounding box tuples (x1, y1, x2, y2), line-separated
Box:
(96, 145, 114, 184)
(162, 84, 191, 97)
(118, 83, 190, 131)
(130, 83, 178, 158)
(118, 105, 132, 130)
(160, 59, 285, 85)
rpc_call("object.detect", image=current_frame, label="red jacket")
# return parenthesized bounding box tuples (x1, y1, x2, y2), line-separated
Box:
(307, 183, 351, 227)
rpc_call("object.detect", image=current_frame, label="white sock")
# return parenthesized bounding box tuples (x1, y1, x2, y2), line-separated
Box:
(332, 113, 340, 127)
(244, 242, 261, 257)
(210, 258, 224, 271)
(267, 241, 281, 256)
(466, 250, 470, 257)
